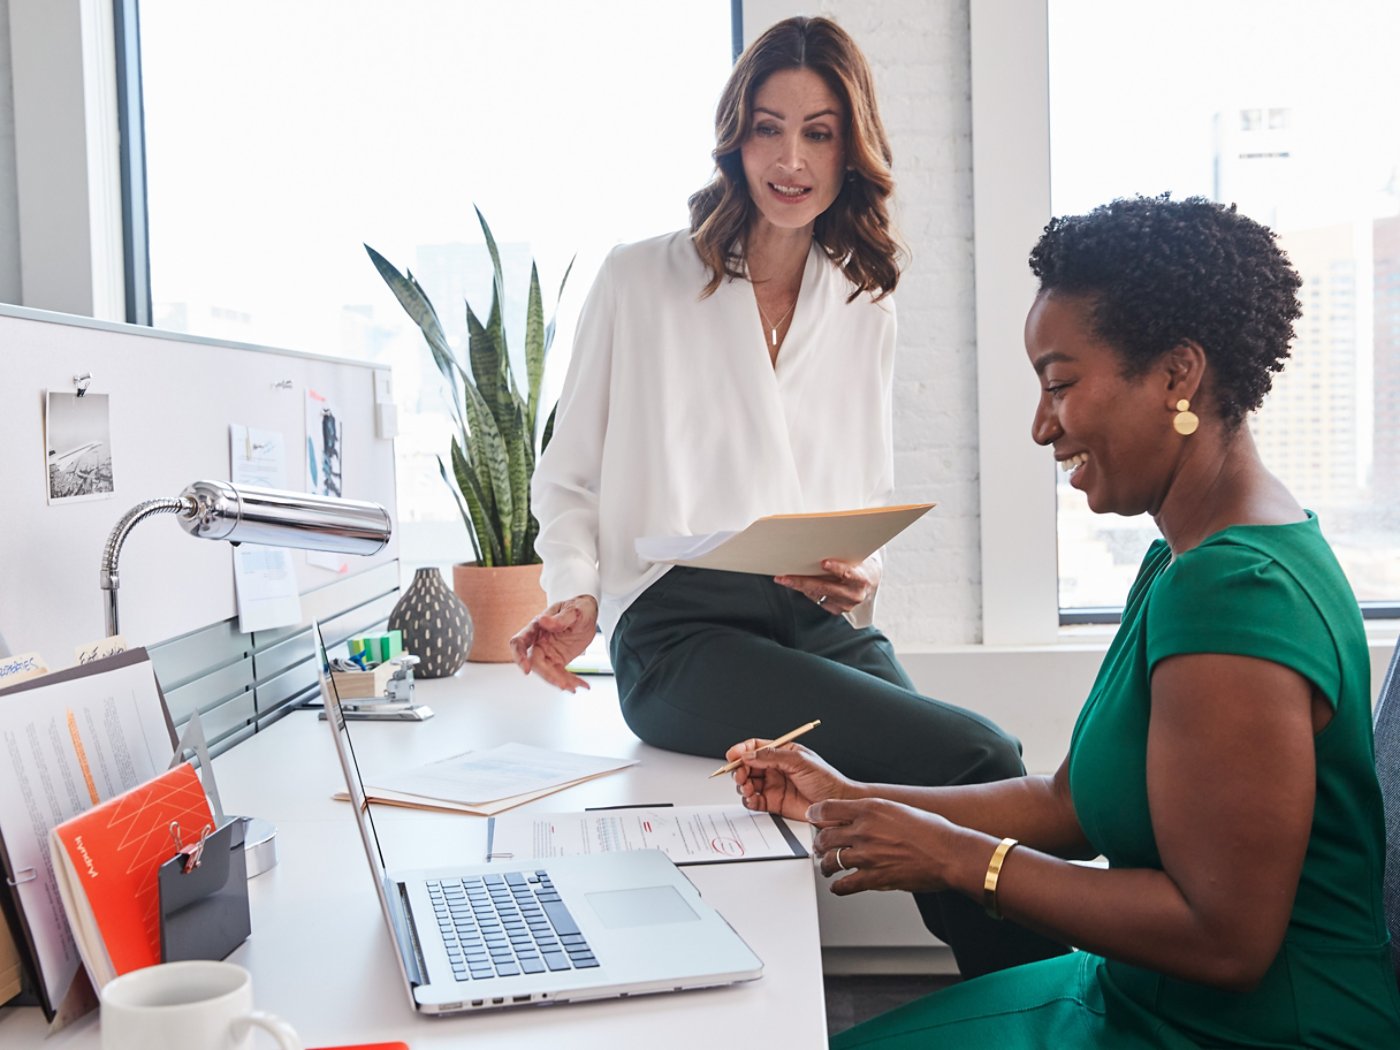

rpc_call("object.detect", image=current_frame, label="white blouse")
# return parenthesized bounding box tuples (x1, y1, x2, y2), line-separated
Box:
(533, 229, 897, 639)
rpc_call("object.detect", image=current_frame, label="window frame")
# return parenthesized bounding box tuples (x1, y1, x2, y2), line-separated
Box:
(969, 0, 1399, 635)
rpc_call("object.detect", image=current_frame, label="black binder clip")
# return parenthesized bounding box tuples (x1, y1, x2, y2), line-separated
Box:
(157, 817, 252, 963)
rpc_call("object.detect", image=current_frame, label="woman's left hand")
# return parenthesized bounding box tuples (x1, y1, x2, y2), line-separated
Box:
(775, 556, 881, 615)
(808, 797, 975, 896)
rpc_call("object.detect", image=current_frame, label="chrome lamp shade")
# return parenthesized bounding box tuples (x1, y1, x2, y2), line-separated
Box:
(100, 481, 392, 638)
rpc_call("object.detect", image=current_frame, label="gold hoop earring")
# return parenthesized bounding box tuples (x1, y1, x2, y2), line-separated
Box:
(1173, 398, 1199, 436)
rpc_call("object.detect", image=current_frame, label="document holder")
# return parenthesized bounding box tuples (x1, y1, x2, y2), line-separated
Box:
(157, 816, 252, 964)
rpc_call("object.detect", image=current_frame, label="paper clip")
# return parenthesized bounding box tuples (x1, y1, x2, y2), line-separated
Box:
(170, 822, 215, 873)
(5, 866, 37, 886)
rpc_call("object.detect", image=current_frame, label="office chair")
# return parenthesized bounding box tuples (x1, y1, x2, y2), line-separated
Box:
(1374, 635, 1400, 987)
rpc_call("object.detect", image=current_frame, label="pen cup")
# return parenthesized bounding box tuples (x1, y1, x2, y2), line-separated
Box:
(100, 960, 302, 1050)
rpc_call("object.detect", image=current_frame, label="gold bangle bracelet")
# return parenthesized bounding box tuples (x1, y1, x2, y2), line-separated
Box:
(982, 837, 1019, 920)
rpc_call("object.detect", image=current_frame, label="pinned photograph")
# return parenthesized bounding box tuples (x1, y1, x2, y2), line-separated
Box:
(305, 388, 343, 498)
(45, 391, 115, 504)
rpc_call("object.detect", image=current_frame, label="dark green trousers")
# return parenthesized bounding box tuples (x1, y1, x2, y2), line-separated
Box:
(610, 567, 1070, 978)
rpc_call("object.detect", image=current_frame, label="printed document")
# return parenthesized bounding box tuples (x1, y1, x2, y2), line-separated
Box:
(229, 423, 302, 632)
(0, 651, 172, 1017)
(486, 804, 808, 866)
(366, 742, 637, 806)
(636, 503, 935, 576)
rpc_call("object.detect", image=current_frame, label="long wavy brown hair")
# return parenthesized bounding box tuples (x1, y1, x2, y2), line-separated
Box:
(688, 16, 902, 302)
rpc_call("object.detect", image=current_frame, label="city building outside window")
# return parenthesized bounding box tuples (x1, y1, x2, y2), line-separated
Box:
(1048, 0, 1400, 615)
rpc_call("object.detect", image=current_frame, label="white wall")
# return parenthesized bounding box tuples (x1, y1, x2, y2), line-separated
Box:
(745, 0, 985, 648)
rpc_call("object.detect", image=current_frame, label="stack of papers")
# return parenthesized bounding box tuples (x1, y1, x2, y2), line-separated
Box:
(335, 743, 637, 817)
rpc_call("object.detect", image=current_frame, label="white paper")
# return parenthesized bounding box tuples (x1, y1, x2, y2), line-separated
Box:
(0, 656, 172, 1014)
(634, 529, 739, 563)
(229, 424, 302, 631)
(367, 742, 637, 806)
(487, 804, 807, 865)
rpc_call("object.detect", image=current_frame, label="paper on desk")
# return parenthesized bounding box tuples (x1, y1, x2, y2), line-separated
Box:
(366, 743, 637, 806)
(229, 424, 302, 632)
(334, 780, 574, 818)
(635, 503, 935, 577)
(486, 804, 808, 866)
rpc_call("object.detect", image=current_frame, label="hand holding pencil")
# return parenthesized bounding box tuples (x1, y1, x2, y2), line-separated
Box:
(708, 720, 822, 778)
(720, 724, 861, 826)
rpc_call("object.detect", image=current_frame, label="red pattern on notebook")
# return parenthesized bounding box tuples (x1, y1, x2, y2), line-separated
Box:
(51, 761, 213, 975)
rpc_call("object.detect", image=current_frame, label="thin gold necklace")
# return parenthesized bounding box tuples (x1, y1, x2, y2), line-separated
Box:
(756, 298, 796, 347)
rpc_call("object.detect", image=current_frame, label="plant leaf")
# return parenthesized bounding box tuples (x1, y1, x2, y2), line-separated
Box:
(450, 440, 502, 566)
(461, 377, 514, 563)
(524, 261, 544, 440)
(475, 206, 510, 380)
(505, 401, 531, 560)
(466, 299, 510, 425)
(365, 244, 466, 428)
(540, 402, 558, 456)
(437, 451, 484, 564)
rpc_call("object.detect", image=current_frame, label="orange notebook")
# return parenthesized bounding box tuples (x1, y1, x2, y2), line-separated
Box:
(49, 762, 213, 987)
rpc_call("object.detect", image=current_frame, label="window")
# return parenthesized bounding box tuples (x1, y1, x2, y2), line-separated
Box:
(972, 1, 1399, 645)
(1046, 0, 1400, 615)
(135, 1, 734, 570)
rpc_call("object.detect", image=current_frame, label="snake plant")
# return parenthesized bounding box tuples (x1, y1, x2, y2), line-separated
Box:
(366, 208, 571, 566)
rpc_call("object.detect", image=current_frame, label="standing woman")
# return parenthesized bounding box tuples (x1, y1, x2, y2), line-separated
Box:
(513, 16, 1064, 977)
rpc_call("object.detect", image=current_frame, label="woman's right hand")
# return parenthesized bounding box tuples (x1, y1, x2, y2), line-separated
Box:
(509, 595, 599, 692)
(726, 741, 863, 823)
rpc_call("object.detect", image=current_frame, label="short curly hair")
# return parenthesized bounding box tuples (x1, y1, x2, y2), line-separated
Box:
(1027, 194, 1303, 427)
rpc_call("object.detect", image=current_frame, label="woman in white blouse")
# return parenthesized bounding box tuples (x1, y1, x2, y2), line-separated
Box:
(511, 16, 1063, 977)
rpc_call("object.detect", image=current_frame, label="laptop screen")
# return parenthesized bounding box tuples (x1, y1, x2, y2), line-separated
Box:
(313, 621, 392, 877)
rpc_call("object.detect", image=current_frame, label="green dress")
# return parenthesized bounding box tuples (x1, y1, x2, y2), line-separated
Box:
(833, 514, 1400, 1048)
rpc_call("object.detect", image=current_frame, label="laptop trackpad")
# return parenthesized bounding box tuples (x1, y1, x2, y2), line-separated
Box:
(585, 886, 699, 928)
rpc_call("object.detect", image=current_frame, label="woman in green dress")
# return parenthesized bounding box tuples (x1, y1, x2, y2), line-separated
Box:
(726, 195, 1400, 1048)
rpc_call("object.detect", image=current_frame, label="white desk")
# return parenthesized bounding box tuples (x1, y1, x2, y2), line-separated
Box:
(0, 667, 827, 1048)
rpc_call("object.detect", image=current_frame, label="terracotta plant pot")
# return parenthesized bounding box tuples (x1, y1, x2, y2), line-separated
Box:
(451, 562, 546, 663)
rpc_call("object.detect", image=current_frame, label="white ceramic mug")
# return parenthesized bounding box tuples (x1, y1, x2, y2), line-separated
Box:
(100, 960, 302, 1050)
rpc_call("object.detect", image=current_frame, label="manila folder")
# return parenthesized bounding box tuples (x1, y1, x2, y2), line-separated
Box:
(636, 503, 935, 576)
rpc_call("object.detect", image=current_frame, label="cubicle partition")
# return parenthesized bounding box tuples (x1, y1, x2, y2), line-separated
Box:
(149, 562, 401, 753)
(0, 304, 401, 749)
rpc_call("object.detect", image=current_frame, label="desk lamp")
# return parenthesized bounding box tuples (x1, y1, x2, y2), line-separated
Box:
(100, 480, 393, 874)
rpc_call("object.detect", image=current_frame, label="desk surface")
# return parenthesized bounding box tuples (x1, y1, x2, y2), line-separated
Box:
(1, 667, 827, 1047)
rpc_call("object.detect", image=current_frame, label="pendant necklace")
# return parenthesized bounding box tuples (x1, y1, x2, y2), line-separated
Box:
(756, 298, 796, 348)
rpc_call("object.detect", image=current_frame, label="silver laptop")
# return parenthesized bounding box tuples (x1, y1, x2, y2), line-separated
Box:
(313, 623, 763, 1014)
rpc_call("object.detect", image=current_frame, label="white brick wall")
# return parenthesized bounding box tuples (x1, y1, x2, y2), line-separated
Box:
(748, 1, 983, 646)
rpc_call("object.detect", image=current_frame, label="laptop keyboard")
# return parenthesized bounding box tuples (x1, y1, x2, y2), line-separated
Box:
(428, 871, 599, 982)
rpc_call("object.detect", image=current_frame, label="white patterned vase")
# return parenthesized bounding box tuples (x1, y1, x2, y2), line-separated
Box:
(388, 567, 473, 678)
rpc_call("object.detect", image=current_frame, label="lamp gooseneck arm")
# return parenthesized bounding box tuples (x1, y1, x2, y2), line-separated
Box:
(99, 496, 196, 637)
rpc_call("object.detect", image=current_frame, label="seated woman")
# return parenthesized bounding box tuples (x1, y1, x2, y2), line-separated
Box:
(728, 195, 1400, 1048)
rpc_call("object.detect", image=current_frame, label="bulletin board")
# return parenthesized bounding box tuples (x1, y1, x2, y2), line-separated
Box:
(0, 304, 399, 668)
